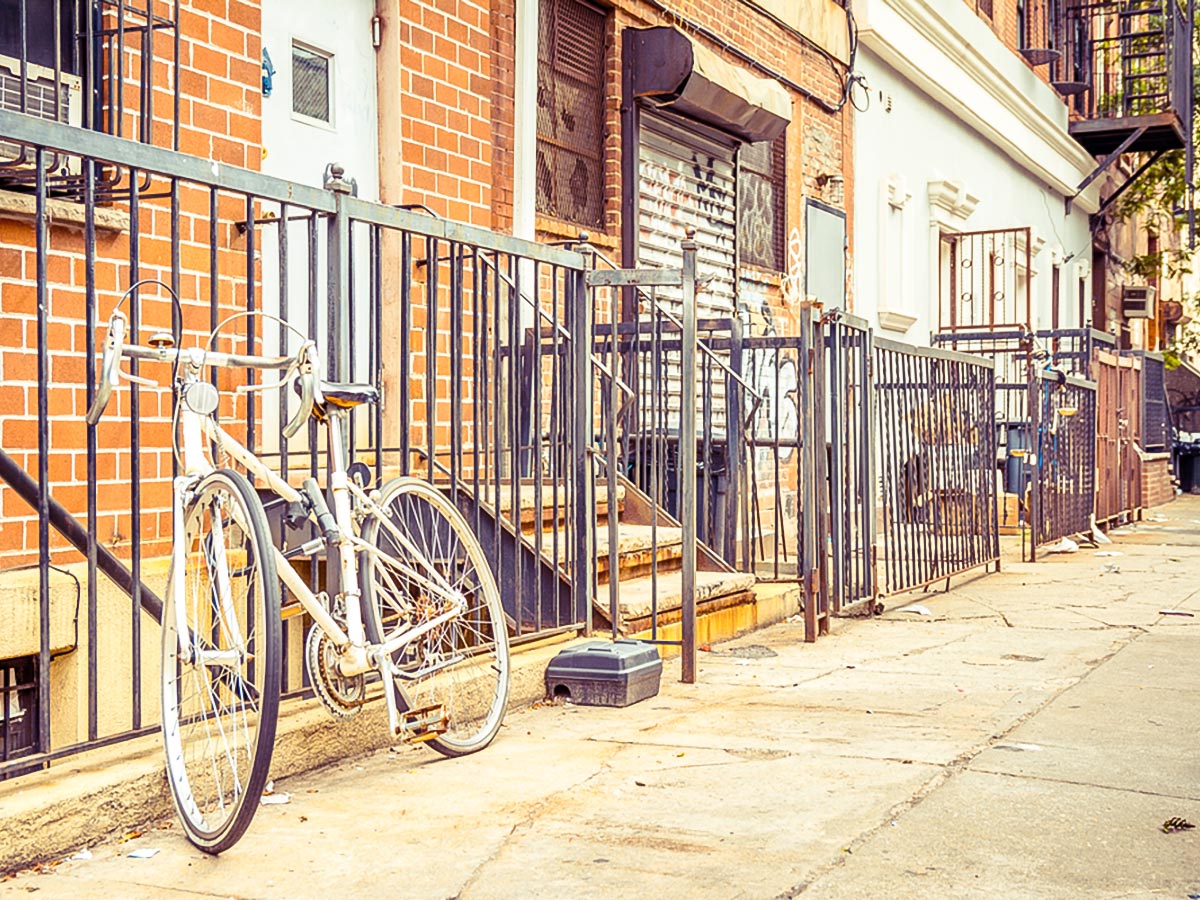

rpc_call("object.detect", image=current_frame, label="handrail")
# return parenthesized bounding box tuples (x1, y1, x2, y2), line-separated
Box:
(583, 243, 765, 409)
(475, 249, 634, 400)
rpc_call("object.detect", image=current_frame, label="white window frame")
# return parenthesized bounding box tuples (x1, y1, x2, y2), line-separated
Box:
(290, 39, 335, 131)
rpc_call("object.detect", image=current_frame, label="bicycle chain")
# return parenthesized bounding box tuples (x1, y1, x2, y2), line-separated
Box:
(305, 597, 367, 719)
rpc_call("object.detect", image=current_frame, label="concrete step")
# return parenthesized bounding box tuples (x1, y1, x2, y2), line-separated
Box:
(528, 523, 685, 583)
(597, 568, 757, 626)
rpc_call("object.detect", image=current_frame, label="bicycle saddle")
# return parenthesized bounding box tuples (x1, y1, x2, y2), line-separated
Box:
(294, 376, 379, 415)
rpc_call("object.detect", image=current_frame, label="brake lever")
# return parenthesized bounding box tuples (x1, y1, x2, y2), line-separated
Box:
(86, 313, 127, 425)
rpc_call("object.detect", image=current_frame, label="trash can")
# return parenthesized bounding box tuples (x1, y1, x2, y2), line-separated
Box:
(1003, 422, 1032, 496)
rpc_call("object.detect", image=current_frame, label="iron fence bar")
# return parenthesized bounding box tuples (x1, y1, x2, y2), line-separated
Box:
(531, 259, 544, 631)
(128, 164, 142, 731)
(864, 327, 878, 596)
(679, 235, 698, 683)
(36, 147, 51, 760)
(570, 263, 595, 637)
(84, 157, 98, 742)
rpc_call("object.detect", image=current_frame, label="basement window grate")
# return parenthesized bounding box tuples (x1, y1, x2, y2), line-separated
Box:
(1, 656, 37, 772)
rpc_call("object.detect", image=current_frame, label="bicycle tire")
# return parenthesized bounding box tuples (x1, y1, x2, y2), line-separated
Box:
(161, 469, 281, 853)
(361, 477, 510, 756)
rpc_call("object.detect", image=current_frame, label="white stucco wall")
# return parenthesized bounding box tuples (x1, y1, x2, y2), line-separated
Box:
(852, 0, 1097, 344)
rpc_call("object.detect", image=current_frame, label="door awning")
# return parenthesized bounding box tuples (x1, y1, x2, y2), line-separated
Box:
(627, 26, 791, 144)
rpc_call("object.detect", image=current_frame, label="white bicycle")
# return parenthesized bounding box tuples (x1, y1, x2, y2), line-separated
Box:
(87, 281, 510, 853)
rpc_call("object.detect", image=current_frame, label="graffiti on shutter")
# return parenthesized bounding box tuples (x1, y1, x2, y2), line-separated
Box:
(636, 112, 737, 432)
(637, 112, 737, 318)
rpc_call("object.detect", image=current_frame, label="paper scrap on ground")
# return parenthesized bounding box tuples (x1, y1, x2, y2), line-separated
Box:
(900, 605, 933, 617)
(1045, 537, 1078, 554)
(127, 848, 160, 859)
(260, 792, 292, 805)
(70, 849, 92, 861)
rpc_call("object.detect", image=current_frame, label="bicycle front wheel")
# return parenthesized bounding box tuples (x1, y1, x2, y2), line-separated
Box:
(161, 469, 281, 854)
(361, 477, 510, 756)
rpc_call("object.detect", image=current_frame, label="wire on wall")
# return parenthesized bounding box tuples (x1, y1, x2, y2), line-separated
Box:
(643, 0, 865, 115)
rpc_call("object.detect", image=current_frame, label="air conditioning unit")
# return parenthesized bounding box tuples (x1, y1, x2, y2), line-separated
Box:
(0, 53, 83, 177)
(1122, 284, 1157, 319)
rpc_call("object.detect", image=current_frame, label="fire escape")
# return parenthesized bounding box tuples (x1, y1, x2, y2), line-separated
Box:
(1034, 0, 1196, 228)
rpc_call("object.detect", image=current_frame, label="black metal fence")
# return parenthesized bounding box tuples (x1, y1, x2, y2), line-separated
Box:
(1030, 371, 1098, 553)
(874, 338, 1000, 595)
(0, 106, 599, 778)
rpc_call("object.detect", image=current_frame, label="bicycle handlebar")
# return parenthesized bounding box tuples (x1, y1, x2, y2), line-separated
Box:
(86, 310, 316, 426)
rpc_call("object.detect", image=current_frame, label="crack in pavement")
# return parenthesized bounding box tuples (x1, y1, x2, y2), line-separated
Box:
(964, 767, 1200, 803)
(449, 759, 618, 900)
(772, 623, 1145, 897)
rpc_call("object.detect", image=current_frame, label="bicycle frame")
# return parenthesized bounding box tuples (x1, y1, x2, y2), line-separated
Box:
(102, 330, 472, 736)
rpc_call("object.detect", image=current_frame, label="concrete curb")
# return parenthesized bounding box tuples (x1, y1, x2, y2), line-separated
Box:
(0, 633, 579, 871)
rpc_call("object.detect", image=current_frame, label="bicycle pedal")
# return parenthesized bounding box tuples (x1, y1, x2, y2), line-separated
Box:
(398, 704, 448, 743)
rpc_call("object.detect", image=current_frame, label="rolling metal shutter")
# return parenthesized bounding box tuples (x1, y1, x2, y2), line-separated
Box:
(637, 111, 738, 318)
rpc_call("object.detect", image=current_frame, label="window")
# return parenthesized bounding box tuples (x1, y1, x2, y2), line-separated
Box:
(292, 43, 331, 124)
(1, 656, 37, 770)
(976, 0, 994, 20)
(536, 0, 606, 228)
(738, 135, 786, 271)
(0, 0, 179, 152)
(1017, 0, 1028, 49)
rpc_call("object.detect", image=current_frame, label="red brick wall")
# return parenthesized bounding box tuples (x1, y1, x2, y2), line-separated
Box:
(1140, 455, 1174, 509)
(382, 0, 493, 227)
(0, 0, 265, 565)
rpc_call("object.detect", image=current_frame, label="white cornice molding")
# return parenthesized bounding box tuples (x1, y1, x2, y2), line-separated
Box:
(858, 0, 1101, 214)
(886, 174, 913, 209)
(928, 179, 979, 229)
(878, 309, 918, 332)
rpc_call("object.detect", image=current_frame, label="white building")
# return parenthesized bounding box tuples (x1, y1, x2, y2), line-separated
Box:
(852, 0, 1101, 345)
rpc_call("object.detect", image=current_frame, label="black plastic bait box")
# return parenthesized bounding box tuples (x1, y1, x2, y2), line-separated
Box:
(544, 639, 663, 707)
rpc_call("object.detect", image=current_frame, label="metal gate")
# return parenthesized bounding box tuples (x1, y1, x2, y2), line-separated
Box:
(1095, 349, 1143, 524)
(874, 338, 1000, 595)
(1030, 371, 1098, 555)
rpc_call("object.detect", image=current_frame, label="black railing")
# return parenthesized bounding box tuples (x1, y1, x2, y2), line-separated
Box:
(1056, 0, 1187, 122)
(0, 0, 180, 196)
(0, 106, 596, 778)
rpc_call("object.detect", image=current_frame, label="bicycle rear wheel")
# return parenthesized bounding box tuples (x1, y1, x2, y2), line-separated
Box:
(161, 469, 281, 853)
(361, 477, 510, 756)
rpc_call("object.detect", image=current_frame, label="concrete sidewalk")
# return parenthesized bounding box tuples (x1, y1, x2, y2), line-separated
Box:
(3, 498, 1198, 899)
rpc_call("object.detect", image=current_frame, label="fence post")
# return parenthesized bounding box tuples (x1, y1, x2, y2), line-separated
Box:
(679, 233, 699, 684)
(325, 163, 353, 382)
(570, 254, 596, 636)
(727, 316, 745, 570)
(864, 326, 879, 599)
(798, 305, 818, 641)
(1029, 357, 1042, 562)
